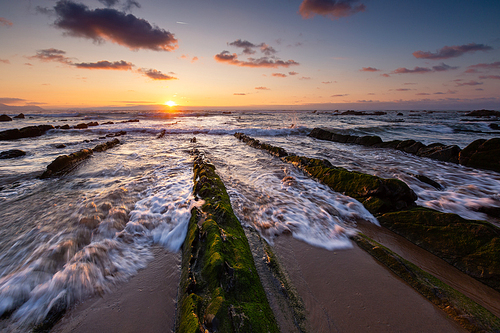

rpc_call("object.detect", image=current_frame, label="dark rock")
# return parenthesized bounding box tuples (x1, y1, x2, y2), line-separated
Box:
(87, 121, 99, 127)
(190, 137, 197, 143)
(355, 135, 383, 146)
(55, 144, 66, 148)
(157, 129, 166, 138)
(60, 124, 70, 129)
(0, 149, 26, 159)
(346, 135, 359, 143)
(374, 140, 402, 149)
(13, 113, 25, 119)
(459, 138, 500, 172)
(341, 110, 365, 115)
(417, 145, 461, 164)
(308, 128, 334, 141)
(0, 129, 21, 140)
(0, 114, 12, 121)
(371, 111, 387, 116)
(489, 123, 500, 130)
(120, 119, 140, 123)
(397, 112, 403, 116)
(396, 140, 417, 151)
(102, 121, 114, 125)
(411, 174, 443, 190)
(92, 138, 120, 152)
(465, 109, 500, 117)
(105, 131, 126, 137)
(41, 149, 94, 178)
(74, 123, 88, 129)
(19, 126, 42, 138)
(403, 141, 425, 154)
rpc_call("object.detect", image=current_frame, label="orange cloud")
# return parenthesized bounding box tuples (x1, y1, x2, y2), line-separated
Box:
(360, 67, 379, 72)
(0, 17, 13, 27)
(138, 68, 177, 80)
(272, 73, 287, 77)
(73, 60, 133, 70)
(255, 87, 270, 90)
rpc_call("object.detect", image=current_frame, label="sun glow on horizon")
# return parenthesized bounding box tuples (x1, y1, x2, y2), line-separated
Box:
(165, 100, 177, 107)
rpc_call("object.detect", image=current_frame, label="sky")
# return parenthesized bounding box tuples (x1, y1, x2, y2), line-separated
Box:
(0, 0, 499, 110)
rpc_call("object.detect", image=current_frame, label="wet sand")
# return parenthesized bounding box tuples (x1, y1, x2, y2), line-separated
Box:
(52, 246, 180, 333)
(273, 235, 466, 333)
(357, 220, 500, 318)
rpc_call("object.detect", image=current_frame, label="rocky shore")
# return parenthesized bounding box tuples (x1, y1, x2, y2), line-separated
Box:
(234, 132, 500, 331)
(308, 127, 500, 173)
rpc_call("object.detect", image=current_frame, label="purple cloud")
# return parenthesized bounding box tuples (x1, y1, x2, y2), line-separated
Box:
(432, 63, 459, 72)
(479, 75, 500, 80)
(73, 60, 133, 70)
(299, 0, 366, 19)
(331, 94, 348, 97)
(138, 68, 177, 80)
(360, 67, 379, 72)
(214, 51, 299, 68)
(413, 43, 492, 60)
(391, 67, 433, 74)
(455, 80, 483, 87)
(53, 0, 178, 51)
(466, 61, 500, 73)
(30, 48, 73, 64)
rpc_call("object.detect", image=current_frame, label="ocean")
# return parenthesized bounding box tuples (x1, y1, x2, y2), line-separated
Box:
(1, 109, 500, 330)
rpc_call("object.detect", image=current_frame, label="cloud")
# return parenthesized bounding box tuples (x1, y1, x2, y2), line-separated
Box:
(391, 66, 433, 74)
(432, 63, 458, 72)
(0, 98, 26, 104)
(228, 39, 278, 56)
(288, 71, 299, 75)
(299, 0, 366, 19)
(214, 51, 299, 68)
(0, 59, 10, 64)
(233, 93, 246, 95)
(191, 56, 199, 63)
(479, 75, 500, 80)
(138, 68, 177, 80)
(52, 0, 178, 51)
(433, 90, 457, 95)
(272, 73, 287, 77)
(395, 88, 411, 91)
(380, 73, 390, 77)
(413, 43, 493, 60)
(181, 54, 199, 63)
(322, 81, 333, 84)
(73, 60, 133, 70)
(331, 94, 348, 97)
(299, 76, 311, 80)
(255, 86, 270, 90)
(416, 93, 430, 96)
(30, 48, 73, 64)
(360, 67, 379, 72)
(466, 61, 500, 73)
(98, 0, 119, 7)
(0, 17, 13, 27)
(455, 80, 483, 87)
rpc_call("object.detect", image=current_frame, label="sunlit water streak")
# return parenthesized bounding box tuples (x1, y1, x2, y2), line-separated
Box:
(1, 109, 500, 329)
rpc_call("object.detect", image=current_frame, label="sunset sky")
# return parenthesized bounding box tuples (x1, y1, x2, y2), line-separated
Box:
(1, 0, 499, 110)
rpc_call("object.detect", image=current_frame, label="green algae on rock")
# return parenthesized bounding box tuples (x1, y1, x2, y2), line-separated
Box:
(234, 133, 288, 157)
(377, 207, 500, 293)
(353, 234, 500, 333)
(177, 150, 279, 333)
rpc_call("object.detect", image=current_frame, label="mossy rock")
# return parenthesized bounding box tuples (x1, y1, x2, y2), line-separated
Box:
(283, 155, 417, 214)
(234, 133, 288, 157)
(177, 150, 279, 333)
(378, 207, 500, 292)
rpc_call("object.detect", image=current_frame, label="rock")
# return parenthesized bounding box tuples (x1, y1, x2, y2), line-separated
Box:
(13, 113, 25, 119)
(234, 133, 288, 157)
(55, 144, 66, 148)
(0, 129, 21, 140)
(459, 138, 500, 172)
(396, 140, 417, 151)
(355, 135, 383, 146)
(157, 129, 166, 138)
(74, 123, 88, 129)
(374, 140, 402, 149)
(60, 124, 70, 129)
(120, 119, 139, 123)
(190, 137, 197, 143)
(308, 128, 334, 141)
(101, 121, 114, 125)
(0, 149, 26, 159)
(411, 174, 443, 190)
(417, 145, 461, 164)
(0, 114, 13, 121)
(341, 110, 365, 115)
(19, 126, 42, 138)
(87, 121, 99, 127)
(0, 125, 54, 141)
(397, 112, 404, 116)
(92, 138, 120, 152)
(105, 131, 126, 137)
(403, 141, 426, 154)
(41, 148, 94, 178)
(489, 123, 500, 130)
(465, 109, 500, 117)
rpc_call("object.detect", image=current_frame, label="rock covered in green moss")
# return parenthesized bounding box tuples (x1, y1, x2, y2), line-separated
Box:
(177, 150, 279, 333)
(378, 207, 500, 292)
(234, 133, 288, 157)
(283, 155, 417, 214)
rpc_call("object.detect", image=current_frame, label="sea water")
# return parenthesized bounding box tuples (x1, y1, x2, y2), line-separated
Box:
(1, 109, 499, 329)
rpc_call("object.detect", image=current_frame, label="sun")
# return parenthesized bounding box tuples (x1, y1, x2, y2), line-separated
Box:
(165, 100, 177, 107)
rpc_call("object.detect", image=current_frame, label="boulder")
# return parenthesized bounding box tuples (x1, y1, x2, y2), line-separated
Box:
(0, 129, 21, 140)
(101, 121, 114, 125)
(87, 121, 99, 127)
(355, 135, 383, 146)
(41, 149, 94, 178)
(55, 144, 66, 149)
(92, 138, 120, 152)
(459, 138, 500, 172)
(465, 109, 500, 117)
(13, 113, 25, 119)
(0, 149, 26, 159)
(60, 124, 70, 129)
(0, 125, 54, 141)
(403, 141, 425, 154)
(74, 123, 88, 129)
(0, 114, 12, 121)
(417, 144, 461, 164)
(489, 123, 500, 130)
